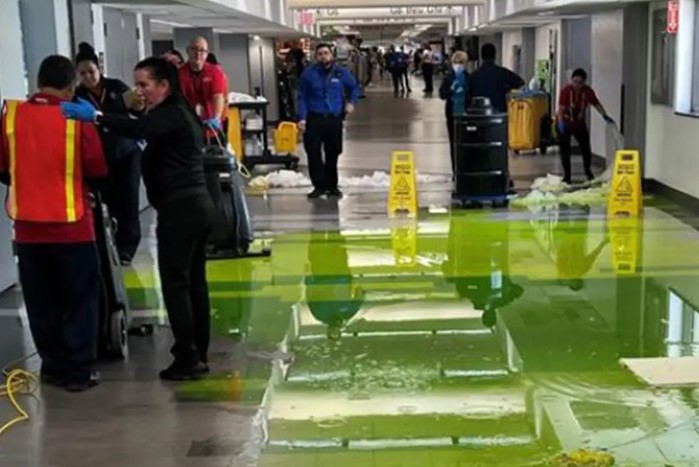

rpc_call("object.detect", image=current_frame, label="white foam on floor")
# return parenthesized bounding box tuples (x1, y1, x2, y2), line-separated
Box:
(248, 170, 450, 190)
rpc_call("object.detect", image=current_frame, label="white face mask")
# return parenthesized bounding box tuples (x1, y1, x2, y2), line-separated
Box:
(453, 64, 465, 74)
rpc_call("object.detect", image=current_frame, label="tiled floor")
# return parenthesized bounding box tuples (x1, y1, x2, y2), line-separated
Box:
(2, 77, 698, 467)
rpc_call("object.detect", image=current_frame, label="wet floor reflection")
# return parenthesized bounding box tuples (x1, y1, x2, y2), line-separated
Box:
(143, 204, 699, 466)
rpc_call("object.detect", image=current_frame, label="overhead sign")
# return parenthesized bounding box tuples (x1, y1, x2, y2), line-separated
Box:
(297, 10, 315, 26)
(388, 151, 418, 217)
(607, 150, 642, 218)
(667, 0, 679, 34)
(313, 6, 461, 19)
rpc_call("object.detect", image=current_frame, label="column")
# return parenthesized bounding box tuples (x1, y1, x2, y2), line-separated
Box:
(70, 0, 94, 50)
(521, 28, 536, 81)
(18, 0, 72, 92)
(621, 3, 649, 161)
(137, 14, 153, 60)
(0, 0, 25, 292)
(219, 34, 252, 94)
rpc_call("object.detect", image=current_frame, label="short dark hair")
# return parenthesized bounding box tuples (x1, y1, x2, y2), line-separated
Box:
(38, 55, 76, 91)
(315, 43, 333, 54)
(572, 68, 588, 81)
(481, 43, 496, 60)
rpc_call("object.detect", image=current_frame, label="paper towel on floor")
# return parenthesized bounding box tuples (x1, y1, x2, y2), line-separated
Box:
(248, 170, 450, 190)
(512, 173, 609, 208)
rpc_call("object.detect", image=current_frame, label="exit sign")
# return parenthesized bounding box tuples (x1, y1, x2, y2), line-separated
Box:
(667, 0, 679, 34)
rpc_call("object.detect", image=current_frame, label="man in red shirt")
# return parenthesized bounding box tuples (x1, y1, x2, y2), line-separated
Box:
(556, 68, 614, 184)
(0, 55, 107, 392)
(178, 36, 227, 140)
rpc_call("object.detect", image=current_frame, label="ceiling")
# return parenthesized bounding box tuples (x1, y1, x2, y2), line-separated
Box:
(98, 1, 304, 38)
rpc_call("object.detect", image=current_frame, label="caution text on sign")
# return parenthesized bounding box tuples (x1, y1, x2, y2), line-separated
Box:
(607, 150, 642, 218)
(388, 151, 418, 217)
(609, 218, 640, 275)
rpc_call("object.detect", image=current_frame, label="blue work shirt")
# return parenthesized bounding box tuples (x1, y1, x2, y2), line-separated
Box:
(297, 63, 360, 120)
(468, 60, 525, 113)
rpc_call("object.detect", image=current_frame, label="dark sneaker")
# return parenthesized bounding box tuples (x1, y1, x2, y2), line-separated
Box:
(159, 361, 208, 382)
(307, 189, 325, 199)
(326, 188, 344, 198)
(65, 372, 101, 393)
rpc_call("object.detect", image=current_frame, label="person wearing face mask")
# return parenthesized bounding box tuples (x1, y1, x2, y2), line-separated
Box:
(74, 42, 144, 265)
(440, 51, 469, 177)
(178, 36, 226, 142)
(297, 43, 361, 200)
(61, 57, 215, 382)
(556, 68, 614, 184)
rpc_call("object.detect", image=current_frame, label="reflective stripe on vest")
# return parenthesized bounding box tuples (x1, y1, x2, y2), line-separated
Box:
(4, 100, 83, 223)
(5, 101, 18, 219)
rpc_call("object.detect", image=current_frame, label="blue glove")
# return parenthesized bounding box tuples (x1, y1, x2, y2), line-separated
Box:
(204, 117, 221, 131)
(60, 98, 97, 122)
(603, 114, 615, 124)
(557, 120, 565, 135)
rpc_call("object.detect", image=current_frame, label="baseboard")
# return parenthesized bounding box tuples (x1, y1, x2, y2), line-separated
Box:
(644, 178, 699, 213)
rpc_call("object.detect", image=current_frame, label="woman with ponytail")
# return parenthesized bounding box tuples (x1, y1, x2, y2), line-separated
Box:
(62, 56, 215, 382)
(75, 42, 143, 265)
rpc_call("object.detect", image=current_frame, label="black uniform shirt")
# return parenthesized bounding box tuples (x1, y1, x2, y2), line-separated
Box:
(468, 60, 525, 112)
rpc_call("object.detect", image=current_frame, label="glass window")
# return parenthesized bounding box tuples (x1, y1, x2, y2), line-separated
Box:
(651, 8, 676, 106)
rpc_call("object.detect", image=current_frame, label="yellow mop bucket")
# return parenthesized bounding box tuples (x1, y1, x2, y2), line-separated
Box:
(274, 122, 299, 154)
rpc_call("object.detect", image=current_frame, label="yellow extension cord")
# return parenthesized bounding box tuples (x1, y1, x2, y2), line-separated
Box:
(0, 354, 38, 440)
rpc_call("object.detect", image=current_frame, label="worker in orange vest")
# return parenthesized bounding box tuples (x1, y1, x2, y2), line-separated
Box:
(0, 55, 108, 392)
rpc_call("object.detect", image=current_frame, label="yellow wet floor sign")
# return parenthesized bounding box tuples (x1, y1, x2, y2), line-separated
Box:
(609, 217, 640, 275)
(608, 149, 642, 217)
(388, 151, 418, 217)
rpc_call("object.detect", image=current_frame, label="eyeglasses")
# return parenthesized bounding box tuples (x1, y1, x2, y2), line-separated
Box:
(189, 47, 208, 55)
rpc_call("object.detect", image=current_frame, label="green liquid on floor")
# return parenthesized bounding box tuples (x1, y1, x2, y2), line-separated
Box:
(139, 204, 699, 466)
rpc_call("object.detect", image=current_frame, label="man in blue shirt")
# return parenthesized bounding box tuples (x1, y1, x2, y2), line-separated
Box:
(469, 43, 525, 112)
(298, 43, 361, 199)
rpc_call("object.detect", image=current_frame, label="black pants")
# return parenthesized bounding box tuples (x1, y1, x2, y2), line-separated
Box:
(559, 125, 594, 183)
(447, 112, 456, 175)
(105, 153, 142, 262)
(304, 115, 344, 191)
(17, 242, 100, 383)
(156, 193, 214, 365)
(423, 63, 435, 92)
(391, 71, 404, 93)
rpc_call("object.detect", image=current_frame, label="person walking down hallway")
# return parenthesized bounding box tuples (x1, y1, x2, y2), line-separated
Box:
(0, 55, 107, 392)
(399, 46, 412, 94)
(178, 36, 227, 142)
(75, 43, 143, 266)
(386, 45, 408, 95)
(298, 43, 360, 200)
(62, 58, 215, 381)
(556, 68, 614, 184)
(440, 51, 469, 178)
(469, 43, 525, 113)
(422, 45, 435, 94)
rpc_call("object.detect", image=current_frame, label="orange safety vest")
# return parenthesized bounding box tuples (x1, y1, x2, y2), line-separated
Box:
(3, 99, 85, 223)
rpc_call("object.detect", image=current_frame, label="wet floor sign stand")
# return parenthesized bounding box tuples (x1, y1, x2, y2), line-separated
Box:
(388, 151, 418, 218)
(607, 149, 642, 274)
(607, 150, 642, 218)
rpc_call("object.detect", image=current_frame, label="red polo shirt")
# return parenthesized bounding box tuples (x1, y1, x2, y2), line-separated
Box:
(0, 93, 107, 244)
(178, 62, 226, 123)
(558, 84, 600, 129)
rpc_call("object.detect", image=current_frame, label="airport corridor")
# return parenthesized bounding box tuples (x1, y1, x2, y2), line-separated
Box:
(2, 79, 699, 467)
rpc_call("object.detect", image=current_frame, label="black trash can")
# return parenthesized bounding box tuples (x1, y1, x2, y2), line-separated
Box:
(453, 97, 509, 202)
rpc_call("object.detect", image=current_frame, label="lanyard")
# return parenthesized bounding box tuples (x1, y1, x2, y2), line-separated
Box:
(568, 87, 587, 121)
(87, 85, 107, 110)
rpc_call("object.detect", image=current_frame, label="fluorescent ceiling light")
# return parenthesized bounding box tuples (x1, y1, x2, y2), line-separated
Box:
(150, 19, 193, 28)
